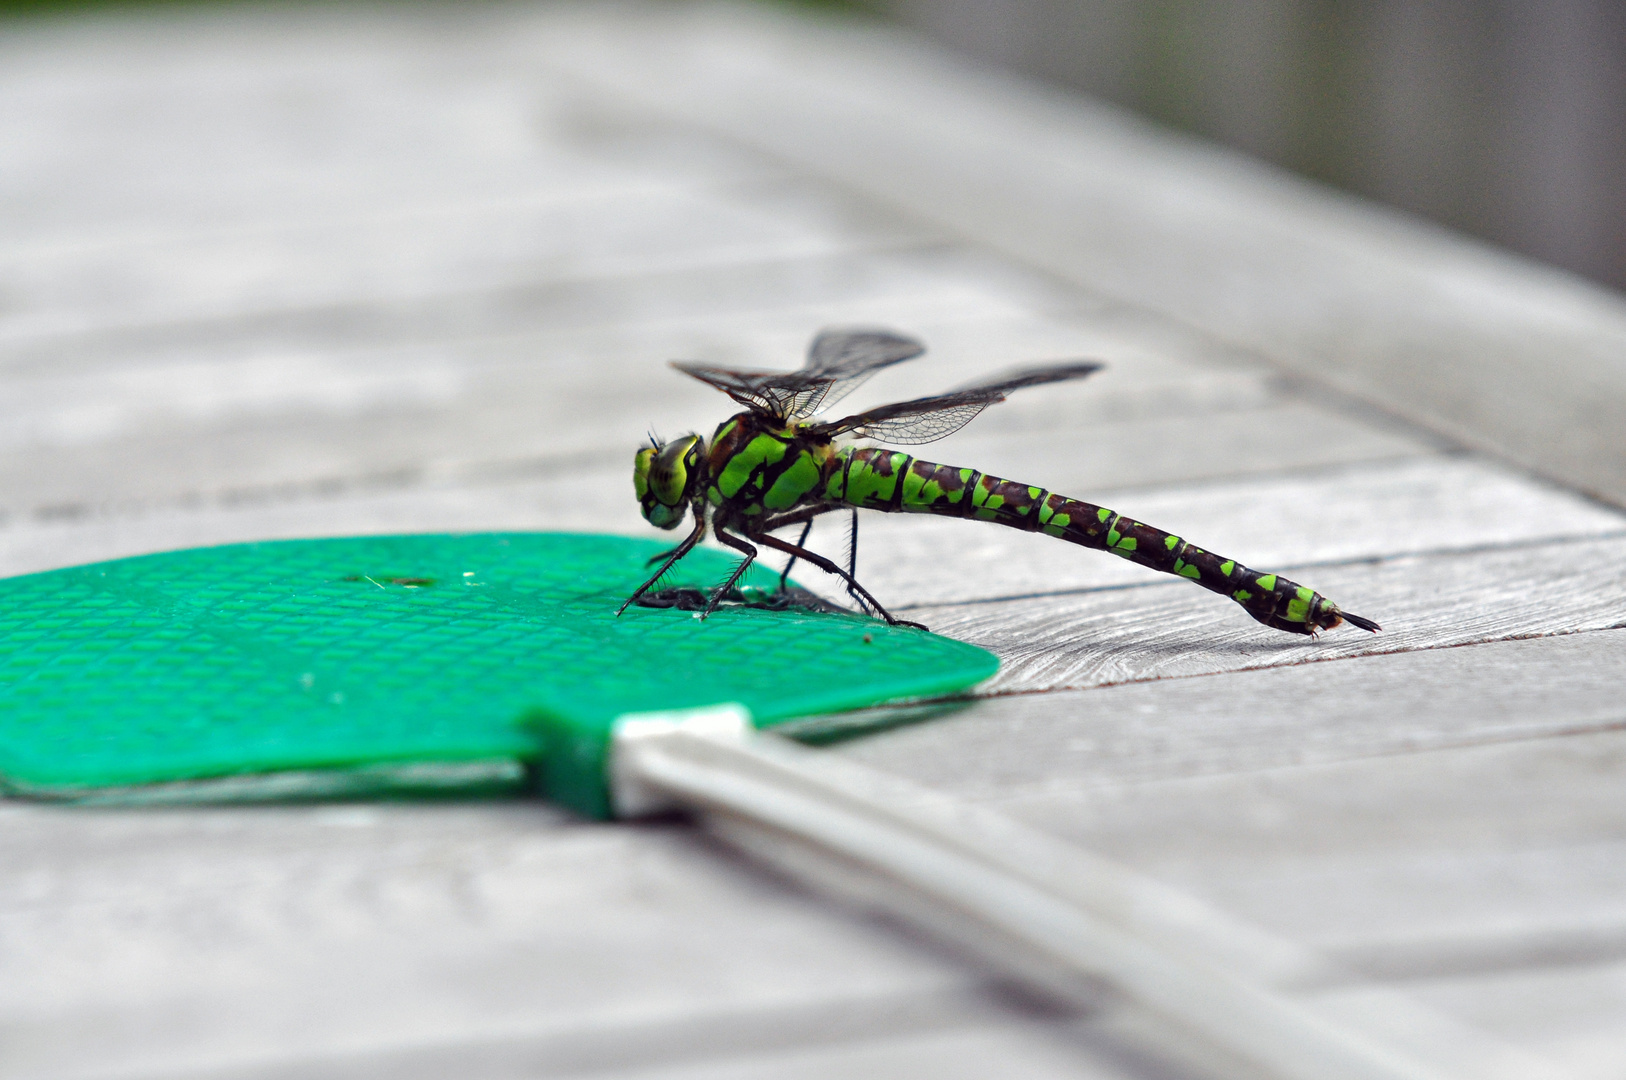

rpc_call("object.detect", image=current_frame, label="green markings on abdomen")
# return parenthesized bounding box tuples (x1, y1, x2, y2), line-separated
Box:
(835, 449, 1339, 635)
(1043, 500, 1331, 632)
(849, 452, 1051, 530)
(834, 449, 914, 509)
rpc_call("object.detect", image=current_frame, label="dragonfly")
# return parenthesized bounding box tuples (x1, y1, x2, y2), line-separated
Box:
(621, 328, 1380, 637)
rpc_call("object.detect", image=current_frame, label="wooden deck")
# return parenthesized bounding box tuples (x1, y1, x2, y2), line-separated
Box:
(2, 3, 1624, 1078)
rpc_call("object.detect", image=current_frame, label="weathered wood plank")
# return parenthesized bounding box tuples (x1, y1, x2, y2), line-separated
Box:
(826, 638, 1626, 1074)
(977, 730, 1626, 959)
(831, 630, 1626, 970)
(1330, 920, 1626, 990)
(0, 802, 1110, 1080)
(0, 466, 636, 579)
(0, 295, 1266, 460)
(909, 535, 1626, 694)
(1319, 959, 1626, 1080)
(557, 1013, 1240, 1080)
(1083, 771, 1626, 939)
(0, 185, 943, 346)
(829, 629, 1626, 796)
(0, 290, 1265, 445)
(0, 244, 980, 367)
(0, 9, 791, 242)
(0, 252, 1416, 526)
(4, 246, 1282, 465)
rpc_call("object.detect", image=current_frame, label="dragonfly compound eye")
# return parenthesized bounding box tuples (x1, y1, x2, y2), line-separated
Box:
(637, 436, 702, 530)
(633, 447, 654, 501)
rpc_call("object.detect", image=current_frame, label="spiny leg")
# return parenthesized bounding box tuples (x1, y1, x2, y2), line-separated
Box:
(847, 510, 859, 579)
(643, 545, 686, 567)
(756, 504, 830, 593)
(757, 505, 869, 610)
(814, 508, 873, 616)
(842, 509, 871, 615)
(751, 529, 926, 630)
(617, 507, 707, 616)
(706, 524, 761, 619)
(777, 519, 814, 593)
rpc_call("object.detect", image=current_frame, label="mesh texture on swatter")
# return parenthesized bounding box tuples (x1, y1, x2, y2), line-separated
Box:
(0, 533, 996, 790)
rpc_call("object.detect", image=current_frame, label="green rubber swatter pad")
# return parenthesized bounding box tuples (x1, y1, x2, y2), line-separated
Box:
(0, 533, 997, 817)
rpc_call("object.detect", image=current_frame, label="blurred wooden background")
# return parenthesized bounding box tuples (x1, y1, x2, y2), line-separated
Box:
(882, 0, 1626, 294)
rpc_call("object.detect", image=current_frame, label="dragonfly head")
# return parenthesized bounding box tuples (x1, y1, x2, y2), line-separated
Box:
(634, 434, 706, 530)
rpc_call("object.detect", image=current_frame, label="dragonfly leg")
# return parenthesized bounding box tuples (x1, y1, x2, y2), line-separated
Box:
(777, 519, 814, 593)
(616, 507, 707, 616)
(643, 546, 685, 567)
(757, 505, 832, 594)
(706, 524, 761, 619)
(843, 510, 869, 614)
(750, 529, 926, 630)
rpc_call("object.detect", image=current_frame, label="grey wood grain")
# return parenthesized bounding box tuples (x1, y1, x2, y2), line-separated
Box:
(547, 1022, 1133, 1080)
(2, 244, 965, 370)
(994, 732, 1626, 1024)
(832, 630, 1626, 976)
(0, 11, 785, 246)
(0, 186, 937, 348)
(1323, 960, 1626, 1080)
(0, 279, 1267, 456)
(0, 259, 1423, 530)
(0, 802, 1112, 1080)
(912, 535, 1626, 694)
(0, 465, 636, 579)
(2, 231, 1339, 521)
(166, 1015, 1161, 1080)
(830, 635, 1626, 1075)
(829, 629, 1626, 797)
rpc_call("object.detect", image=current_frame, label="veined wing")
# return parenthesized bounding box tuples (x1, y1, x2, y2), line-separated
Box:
(795, 328, 925, 417)
(811, 362, 1102, 445)
(671, 328, 924, 420)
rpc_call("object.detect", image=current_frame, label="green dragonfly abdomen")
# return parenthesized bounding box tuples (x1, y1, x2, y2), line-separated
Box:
(829, 447, 1373, 635)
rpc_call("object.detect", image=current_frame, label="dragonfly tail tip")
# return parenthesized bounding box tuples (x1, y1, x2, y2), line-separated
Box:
(1341, 611, 1382, 633)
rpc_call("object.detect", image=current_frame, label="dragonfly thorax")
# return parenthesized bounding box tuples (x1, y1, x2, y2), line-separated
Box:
(634, 434, 706, 530)
(705, 413, 838, 518)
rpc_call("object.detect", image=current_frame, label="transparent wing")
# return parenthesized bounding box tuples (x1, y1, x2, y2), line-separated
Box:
(813, 361, 1103, 445)
(669, 363, 799, 416)
(669, 328, 925, 420)
(842, 401, 996, 445)
(793, 328, 926, 417)
(805, 328, 926, 377)
(948, 362, 1104, 397)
